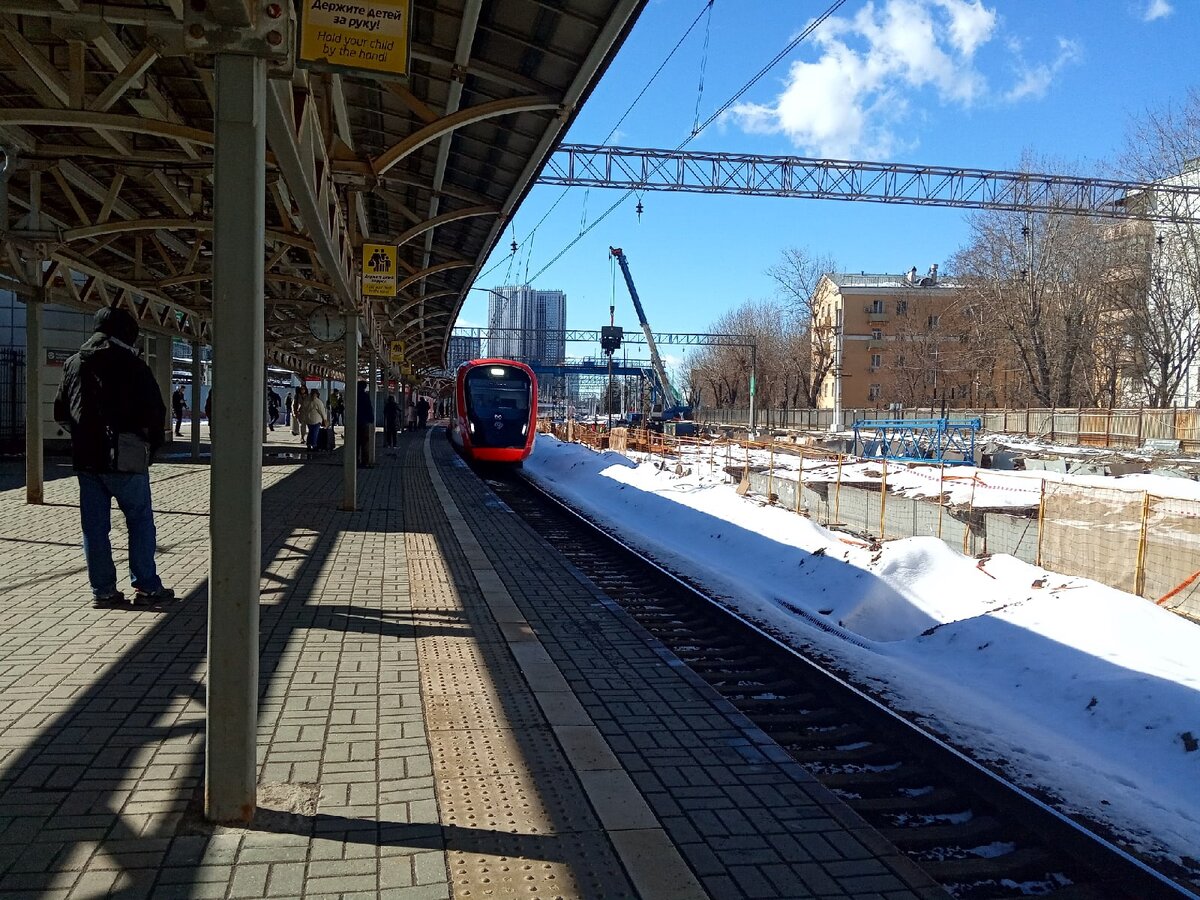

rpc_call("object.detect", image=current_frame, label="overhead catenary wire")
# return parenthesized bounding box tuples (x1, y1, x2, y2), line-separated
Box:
(487, 0, 718, 284)
(692, 0, 714, 135)
(525, 0, 850, 285)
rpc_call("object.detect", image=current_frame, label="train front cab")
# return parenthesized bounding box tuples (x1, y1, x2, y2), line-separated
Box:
(452, 359, 538, 464)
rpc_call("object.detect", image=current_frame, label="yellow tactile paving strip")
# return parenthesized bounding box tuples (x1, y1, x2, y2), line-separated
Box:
(412, 436, 707, 900)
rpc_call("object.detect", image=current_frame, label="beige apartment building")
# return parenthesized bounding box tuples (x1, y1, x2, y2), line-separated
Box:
(811, 267, 1018, 411)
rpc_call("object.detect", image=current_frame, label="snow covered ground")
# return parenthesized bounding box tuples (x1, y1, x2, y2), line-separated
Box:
(682, 440, 1200, 509)
(523, 437, 1200, 874)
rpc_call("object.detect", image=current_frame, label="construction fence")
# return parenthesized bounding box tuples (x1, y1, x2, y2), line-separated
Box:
(540, 421, 1200, 622)
(704, 406, 1200, 452)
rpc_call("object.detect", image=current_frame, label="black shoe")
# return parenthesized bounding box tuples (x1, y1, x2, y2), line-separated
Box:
(134, 587, 176, 604)
(92, 591, 126, 609)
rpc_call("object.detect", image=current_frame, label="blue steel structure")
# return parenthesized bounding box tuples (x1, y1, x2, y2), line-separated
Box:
(852, 418, 980, 465)
(528, 362, 646, 378)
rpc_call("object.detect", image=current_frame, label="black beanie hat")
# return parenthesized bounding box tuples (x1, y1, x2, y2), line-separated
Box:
(94, 306, 140, 345)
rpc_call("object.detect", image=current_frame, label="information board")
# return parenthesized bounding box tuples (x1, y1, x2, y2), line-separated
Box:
(362, 242, 397, 297)
(299, 0, 411, 78)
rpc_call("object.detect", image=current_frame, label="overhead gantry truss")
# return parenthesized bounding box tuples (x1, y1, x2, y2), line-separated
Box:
(544, 144, 1200, 223)
(452, 327, 755, 347)
(0, 0, 649, 374)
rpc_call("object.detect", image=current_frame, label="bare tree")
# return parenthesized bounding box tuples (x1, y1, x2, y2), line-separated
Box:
(686, 300, 795, 418)
(767, 247, 839, 407)
(953, 193, 1115, 408)
(1116, 89, 1200, 406)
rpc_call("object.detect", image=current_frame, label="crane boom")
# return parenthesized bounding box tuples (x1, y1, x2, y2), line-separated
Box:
(609, 247, 685, 415)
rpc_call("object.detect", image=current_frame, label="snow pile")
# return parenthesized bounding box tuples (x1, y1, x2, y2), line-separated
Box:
(524, 438, 1200, 869)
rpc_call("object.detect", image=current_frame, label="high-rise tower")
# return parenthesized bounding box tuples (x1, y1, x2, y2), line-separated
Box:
(486, 285, 566, 366)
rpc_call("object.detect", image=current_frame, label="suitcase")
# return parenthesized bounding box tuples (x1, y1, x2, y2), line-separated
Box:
(317, 427, 335, 451)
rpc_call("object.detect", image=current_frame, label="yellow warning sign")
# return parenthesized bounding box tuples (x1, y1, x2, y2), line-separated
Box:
(389, 340, 405, 363)
(299, 0, 411, 78)
(362, 243, 396, 297)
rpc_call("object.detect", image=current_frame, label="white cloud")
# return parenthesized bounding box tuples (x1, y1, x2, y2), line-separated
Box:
(1143, 0, 1174, 21)
(729, 0, 998, 158)
(1005, 37, 1082, 102)
(935, 0, 995, 55)
(728, 0, 1083, 158)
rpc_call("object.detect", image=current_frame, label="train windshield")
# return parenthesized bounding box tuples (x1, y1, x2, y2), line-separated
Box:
(463, 365, 532, 448)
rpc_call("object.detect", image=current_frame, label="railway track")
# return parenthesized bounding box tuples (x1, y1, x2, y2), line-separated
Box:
(482, 468, 1199, 900)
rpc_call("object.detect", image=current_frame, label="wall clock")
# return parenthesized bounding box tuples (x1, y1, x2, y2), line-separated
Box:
(309, 308, 347, 342)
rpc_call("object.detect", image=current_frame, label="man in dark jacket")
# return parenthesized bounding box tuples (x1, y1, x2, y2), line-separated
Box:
(415, 395, 430, 429)
(171, 385, 185, 435)
(383, 395, 400, 449)
(54, 307, 175, 608)
(356, 380, 375, 467)
(267, 388, 281, 431)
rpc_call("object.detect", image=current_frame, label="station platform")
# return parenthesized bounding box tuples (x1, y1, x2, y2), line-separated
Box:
(0, 428, 944, 900)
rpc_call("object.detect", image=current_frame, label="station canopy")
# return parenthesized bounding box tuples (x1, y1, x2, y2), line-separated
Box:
(0, 0, 644, 377)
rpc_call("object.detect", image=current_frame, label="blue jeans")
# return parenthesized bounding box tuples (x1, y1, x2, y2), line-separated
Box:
(307, 423, 321, 449)
(78, 472, 163, 598)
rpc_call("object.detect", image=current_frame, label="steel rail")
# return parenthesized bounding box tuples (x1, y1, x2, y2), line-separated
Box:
(504, 468, 1200, 900)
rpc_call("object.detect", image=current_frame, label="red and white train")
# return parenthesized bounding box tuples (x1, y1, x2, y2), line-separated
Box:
(448, 358, 538, 464)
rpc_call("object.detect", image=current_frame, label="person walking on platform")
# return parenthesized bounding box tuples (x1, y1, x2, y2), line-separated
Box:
(267, 388, 281, 431)
(383, 395, 400, 449)
(171, 385, 185, 436)
(356, 381, 375, 467)
(283, 391, 292, 427)
(416, 395, 430, 429)
(203, 390, 212, 435)
(292, 386, 307, 439)
(329, 388, 343, 427)
(54, 306, 175, 608)
(301, 388, 328, 451)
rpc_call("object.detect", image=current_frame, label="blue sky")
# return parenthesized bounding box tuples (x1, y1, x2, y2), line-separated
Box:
(454, 0, 1196, 339)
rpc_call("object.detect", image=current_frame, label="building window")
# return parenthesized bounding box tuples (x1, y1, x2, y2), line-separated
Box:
(869, 299, 884, 314)
(868, 384, 881, 401)
(871, 329, 882, 340)
(870, 353, 882, 369)
(896, 299, 908, 315)
(927, 314, 940, 328)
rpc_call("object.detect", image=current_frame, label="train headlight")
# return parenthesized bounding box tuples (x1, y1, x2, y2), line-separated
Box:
(489, 367, 505, 376)
(468, 421, 475, 434)
(521, 424, 527, 435)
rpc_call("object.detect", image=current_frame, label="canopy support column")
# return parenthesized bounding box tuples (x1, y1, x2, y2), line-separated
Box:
(368, 352, 377, 465)
(342, 315, 358, 509)
(154, 336, 173, 443)
(206, 51, 266, 825)
(190, 341, 202, 460)
(24, 292, 42, 504)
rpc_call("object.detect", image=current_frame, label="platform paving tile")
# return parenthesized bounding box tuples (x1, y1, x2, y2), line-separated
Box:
(0, 441, 455, 900)
(1, 433, 947, 899)
(434, 436, 945, 900)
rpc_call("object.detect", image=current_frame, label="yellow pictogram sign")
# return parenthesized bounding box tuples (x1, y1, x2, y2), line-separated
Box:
(362, 243, 396, 298)
(299, 0, 411, 79)
(389, 340, 405, 363)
